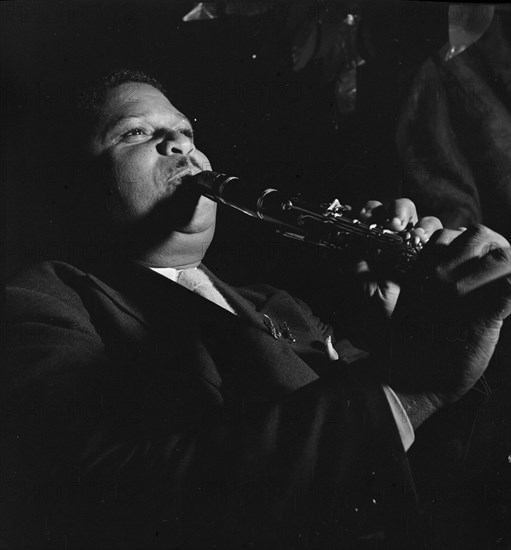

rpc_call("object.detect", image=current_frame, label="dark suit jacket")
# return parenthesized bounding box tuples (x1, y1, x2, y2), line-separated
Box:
(2, 260, 418, 549)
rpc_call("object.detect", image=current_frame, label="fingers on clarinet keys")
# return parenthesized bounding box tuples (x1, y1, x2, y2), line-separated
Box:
(359, 201, 388, 225)
(365, 198, 418, 232)
(411, 216, 443, 243)
(399, 225, 431, 251)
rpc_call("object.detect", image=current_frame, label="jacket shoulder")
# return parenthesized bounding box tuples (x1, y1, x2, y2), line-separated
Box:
(6, 260, 91, 321)
(8, 260, 87, 287)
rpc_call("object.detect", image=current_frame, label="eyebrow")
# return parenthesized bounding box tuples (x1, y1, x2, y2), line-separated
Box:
(102, 112, 193, 141)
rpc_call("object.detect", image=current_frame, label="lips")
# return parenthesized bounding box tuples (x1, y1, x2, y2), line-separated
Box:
(167, 168, 192, 184)
(165, 158, 203, 185)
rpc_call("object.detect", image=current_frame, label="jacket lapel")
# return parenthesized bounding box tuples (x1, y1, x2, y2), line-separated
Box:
(84, 261, 321, 395)
(85, 261, 268, 334)
(199, 264, 269, 330)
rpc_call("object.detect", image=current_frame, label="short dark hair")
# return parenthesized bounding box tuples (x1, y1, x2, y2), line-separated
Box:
(70, 68, 168, 156)
(77, 69, 167, 115)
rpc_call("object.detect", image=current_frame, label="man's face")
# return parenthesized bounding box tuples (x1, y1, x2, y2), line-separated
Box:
(89, 82, 216, 236)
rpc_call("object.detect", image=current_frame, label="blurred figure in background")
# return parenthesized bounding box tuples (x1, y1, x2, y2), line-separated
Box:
(397, 5, 511, 240)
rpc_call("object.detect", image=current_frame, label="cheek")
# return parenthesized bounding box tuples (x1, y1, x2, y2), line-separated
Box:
(110, 150, 159, 214)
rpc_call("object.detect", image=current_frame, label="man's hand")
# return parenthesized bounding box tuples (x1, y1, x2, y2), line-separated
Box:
(387, 225, 511, 429)
(356, 198, 442, 318)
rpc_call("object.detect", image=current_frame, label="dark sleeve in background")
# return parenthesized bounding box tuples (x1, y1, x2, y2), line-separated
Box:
(397, 11, 511, 240)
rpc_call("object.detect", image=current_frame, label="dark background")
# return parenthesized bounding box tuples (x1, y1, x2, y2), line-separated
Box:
(3, 6, 511, 549)
(1, 0, 448, 293)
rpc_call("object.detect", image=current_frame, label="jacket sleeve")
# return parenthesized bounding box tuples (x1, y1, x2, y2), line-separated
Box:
(2, 264, 418, 550)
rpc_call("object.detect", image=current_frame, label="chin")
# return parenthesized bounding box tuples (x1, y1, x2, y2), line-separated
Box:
(176, 196, 217, 234)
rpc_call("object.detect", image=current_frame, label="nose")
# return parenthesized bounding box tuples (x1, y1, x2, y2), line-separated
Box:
(158, 130, 195, 157)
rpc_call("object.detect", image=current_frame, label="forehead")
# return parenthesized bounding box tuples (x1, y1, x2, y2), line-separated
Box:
(99, 82, 185, 123)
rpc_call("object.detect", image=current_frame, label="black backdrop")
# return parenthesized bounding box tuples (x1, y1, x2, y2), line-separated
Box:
(4, 5, 511, 549)
(1, 0, 447, 294)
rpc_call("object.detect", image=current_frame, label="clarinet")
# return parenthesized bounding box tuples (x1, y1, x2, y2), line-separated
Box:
(192, 171, 423, 275)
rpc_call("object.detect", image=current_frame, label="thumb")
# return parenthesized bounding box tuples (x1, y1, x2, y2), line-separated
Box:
(355, 260, 378, 296)
(376, 280, 401, 318)
(356, 260, 401, 316)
